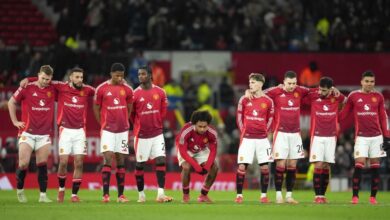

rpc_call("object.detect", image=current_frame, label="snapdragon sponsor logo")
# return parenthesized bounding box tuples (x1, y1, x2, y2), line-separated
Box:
(245, 116, 265, 121)
(141, 110, 159, 115)
(315, 112, 336, 116)
(64, 102, 84, 109)
(357, 112, 377, 116)
(107, 105, 127, 110)
(281, 107, 299, 111)
(32, 106, 50, 111)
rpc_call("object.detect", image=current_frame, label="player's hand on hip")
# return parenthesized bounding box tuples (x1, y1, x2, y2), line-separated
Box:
(13, 121, 25, 129)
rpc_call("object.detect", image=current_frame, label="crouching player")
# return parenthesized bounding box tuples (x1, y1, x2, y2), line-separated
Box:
(176, 110, 219, 203)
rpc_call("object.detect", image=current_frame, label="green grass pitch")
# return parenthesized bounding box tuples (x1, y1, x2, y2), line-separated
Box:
(1, 190, 389, 220)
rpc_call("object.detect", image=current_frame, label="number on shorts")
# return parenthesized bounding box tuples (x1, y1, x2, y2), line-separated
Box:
(121, 140, 128, 149)
(297, 144, 303, 153)
(266, 148, 271, 156)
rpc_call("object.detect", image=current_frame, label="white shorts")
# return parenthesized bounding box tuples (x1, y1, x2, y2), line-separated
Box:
(273, 131, 304, 160)
(237, 138, 273, 164)
(18, 132, 51, 151)
(354, 135, 387, 159)
(177, 148, 210, 166)
(58, 127, 87, 155)
(309, 136, 336, 163)
(100, 130, 129, 154)
(134, 134, 166, 162)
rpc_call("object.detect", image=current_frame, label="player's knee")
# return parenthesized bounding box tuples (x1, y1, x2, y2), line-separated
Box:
(135, 162, 145, 171)
(155, 157, 166, 167)
(237, 164, 247, 173)
(181, 163, 191, 172)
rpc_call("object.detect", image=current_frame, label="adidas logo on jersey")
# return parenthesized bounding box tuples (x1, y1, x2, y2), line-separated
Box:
(357, 98, 363, 102)
(32, 92, 38, 97)
(246, 102, 252, 106)
(107, 92, 112, 96)
(280, 94, 286, 97)
(316, 98, 322, 102)
(140, 97, 144, 102)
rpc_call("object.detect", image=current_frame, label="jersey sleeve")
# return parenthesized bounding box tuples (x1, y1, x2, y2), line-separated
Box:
(264, 86, 278, 99)
(236, 96, 245, 132)
(339, 93, 353, 121)
(378, 94, 390, 137)
(203, 128, 218, 171)
(47, 80, 67, 91)
(12, 86, 25, 103)
(160, 89, 168, 118)
(297, 85, 310, 98)
(94, 86, 103, 106)
(267, 98, 274, 132)
(177, 131, 203, 172)
(126, 87, 133, 104)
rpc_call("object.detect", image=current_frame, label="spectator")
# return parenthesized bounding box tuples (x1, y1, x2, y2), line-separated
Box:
(299, 61, 322, 87)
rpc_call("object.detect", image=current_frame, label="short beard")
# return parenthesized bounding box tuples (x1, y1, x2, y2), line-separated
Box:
(73, 82, 82, 90)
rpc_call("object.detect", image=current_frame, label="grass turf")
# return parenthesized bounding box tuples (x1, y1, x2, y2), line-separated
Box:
(1, 189, 389, 220)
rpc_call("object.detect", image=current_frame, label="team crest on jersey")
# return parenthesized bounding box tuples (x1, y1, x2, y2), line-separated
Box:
(312, 155, 316, 160)
(120, 89, 126, 96)
(47, 91, 52, 97)
(203, 138, 208, 143)
(331, 97, 335, 103)
(80, 91, 85, 96)
(261, 103, 267, 109)
(153, 94, 159, 100)
(60, 148, 64, 154)
(371, 97, 377, 103)
(293, 92, 299, 98)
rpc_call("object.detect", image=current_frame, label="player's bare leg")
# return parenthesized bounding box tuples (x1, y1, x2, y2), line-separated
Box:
(259, 163, 270, 203)
(351, 157, 365, 204)
(155, 156, 173, 203)
(235, 164, 247, 203)
(274, 159, 286, 204)
(115, 153, 128, 203)
(57, 154, 69, 203)
(198, 163, 218, 203)
(36, 144, 52, 203)
(71, 154, 84, 202)
(313, 161, 323, 204)
(181, 162, 191, 203)
(101, 151, 114, 202)
(285, 159, 298, 204)
(135, 161, 146, 202)
(16, 143, 33, 203)
(369, 158, 380, 205)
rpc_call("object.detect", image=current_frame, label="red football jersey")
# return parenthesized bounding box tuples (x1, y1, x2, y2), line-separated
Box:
(132, 85, 167, 138)
(236, 95, 274, 139)
(265, 86, 310, 133)
(52, 81, 95, 129)
(94, 80, 133, 133)
(307, 90, 345, 137)
(13, 83, 56, 135)
(175, 122, 218, 171)
(339, 90, 390, 137)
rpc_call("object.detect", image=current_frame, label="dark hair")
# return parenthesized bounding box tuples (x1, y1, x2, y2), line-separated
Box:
(139, 65, 152, 75)
(39, 65, 53, 75)
(190, 110, 212, 125)
(362, 70, 375, 79)
(111, 63, 125, 72)
(249, 73, 265, 83)
(70, 67, 84, 74)
(284, 71, 297, 79)
(319, 77, 333, 89)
